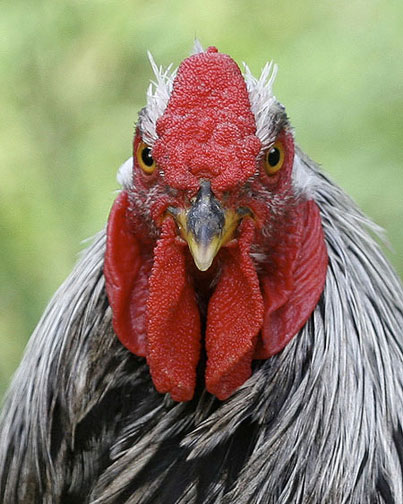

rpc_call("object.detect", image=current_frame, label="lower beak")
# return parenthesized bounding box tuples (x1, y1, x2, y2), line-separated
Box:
(169, 181, 244, 271)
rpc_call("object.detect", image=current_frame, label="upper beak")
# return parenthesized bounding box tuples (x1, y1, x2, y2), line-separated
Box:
(168, 181, 245, 271)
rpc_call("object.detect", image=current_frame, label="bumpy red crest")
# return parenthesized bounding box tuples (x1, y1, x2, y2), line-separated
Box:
(152, 47, 261, 193)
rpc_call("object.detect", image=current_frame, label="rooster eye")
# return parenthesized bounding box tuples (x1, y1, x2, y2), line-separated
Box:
(136, 142, 156, 174)
(264, 141, 285, 176)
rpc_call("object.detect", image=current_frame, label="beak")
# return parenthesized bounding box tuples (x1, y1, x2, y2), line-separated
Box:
(168, 181, 244, 271)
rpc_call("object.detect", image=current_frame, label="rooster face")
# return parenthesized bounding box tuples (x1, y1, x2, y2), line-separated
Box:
(104, 46, 328, 401)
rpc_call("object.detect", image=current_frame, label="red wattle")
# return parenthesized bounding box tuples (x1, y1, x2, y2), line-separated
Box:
(104, 191, 151, 356)
(205, 219, 264, 400)
(105, 192, 327, 402)
(256, 200, 328, 358)
(146, 219, 201, 402)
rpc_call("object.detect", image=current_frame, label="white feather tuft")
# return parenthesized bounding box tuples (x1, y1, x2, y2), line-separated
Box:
(191, 39, 204, 54)
(138, 52, 177, 146)
(116, 157, 133, 189)
(243, 61, 279, 150)
(291, 152, 319, 199)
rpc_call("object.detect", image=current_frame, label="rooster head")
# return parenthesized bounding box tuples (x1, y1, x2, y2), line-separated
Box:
(104, 45, 328, 401)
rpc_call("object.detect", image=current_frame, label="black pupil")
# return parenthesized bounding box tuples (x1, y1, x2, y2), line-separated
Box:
(268, 147, 280, 166)
(141, 147, 154, 167)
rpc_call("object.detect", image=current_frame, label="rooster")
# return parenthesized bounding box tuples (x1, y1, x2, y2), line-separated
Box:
(0, 42, 402, 504)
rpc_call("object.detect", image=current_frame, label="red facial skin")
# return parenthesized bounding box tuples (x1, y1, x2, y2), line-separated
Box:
(104, 48, 328, 401)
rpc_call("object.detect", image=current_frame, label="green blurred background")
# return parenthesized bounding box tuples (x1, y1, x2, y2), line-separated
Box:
(1, 0, 402, 400)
